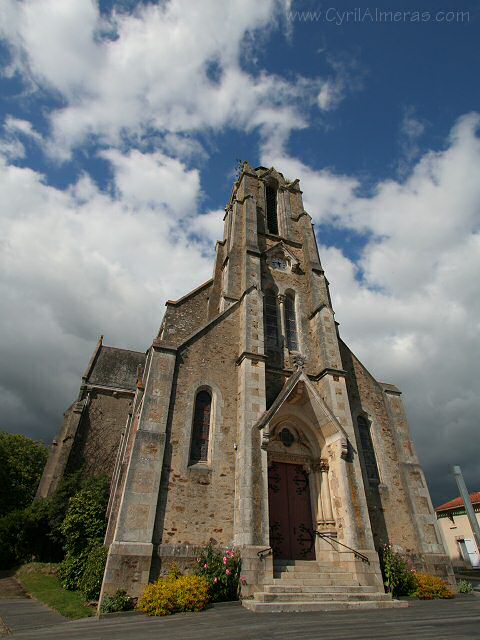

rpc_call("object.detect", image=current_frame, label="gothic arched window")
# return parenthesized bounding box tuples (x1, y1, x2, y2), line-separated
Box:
(189, 389, 212, 464)
(357, 416, 379, 484)
(265, 290, 279, 353)
(285, 293, 298, 351)
(266, 184, 278, 235)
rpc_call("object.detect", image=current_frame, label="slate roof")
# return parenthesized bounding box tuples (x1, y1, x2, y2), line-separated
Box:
(86, 345, 146, 392)
(435, 491, 480, 513)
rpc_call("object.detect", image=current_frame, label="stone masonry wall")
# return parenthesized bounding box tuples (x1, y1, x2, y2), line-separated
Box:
(152, 304, 241, 561)
(339, 340, 421, 552)
(160, 281, 212, 345)
(66, 390, 132, 480)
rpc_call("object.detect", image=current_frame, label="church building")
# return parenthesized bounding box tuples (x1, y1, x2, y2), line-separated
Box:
(38, 163, 453, 611)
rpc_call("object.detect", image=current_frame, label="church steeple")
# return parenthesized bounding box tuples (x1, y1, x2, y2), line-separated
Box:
(207, 162, 338, 379)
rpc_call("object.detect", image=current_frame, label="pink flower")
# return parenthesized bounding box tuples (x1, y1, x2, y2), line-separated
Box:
(240, 576, 247, 585)
(226, 569, 231, 576)
(223, 556, 227, 565)
(213, 577, 218, 584)
(204, 563, 208, 569)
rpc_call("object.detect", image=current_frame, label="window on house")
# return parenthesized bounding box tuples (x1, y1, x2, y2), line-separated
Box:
(266, 184, 278, 235)
(357, 416, 380, 483)
(285, 293, 298, 351)
(265, 290, 279, 352)
(190, 389, 212, 464)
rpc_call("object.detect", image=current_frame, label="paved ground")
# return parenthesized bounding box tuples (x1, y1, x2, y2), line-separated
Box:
(0, 596, 478, 640)
(0, 571, 66, 636)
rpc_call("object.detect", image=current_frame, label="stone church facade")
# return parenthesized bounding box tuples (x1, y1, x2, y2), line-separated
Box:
(38, 163, 453, 610)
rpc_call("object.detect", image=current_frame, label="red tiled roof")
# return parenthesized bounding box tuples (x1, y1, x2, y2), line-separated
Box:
(435, 491, 480, 512)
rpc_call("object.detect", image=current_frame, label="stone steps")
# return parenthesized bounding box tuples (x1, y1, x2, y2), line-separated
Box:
(253, 591, 392, 603)
(274, 563, 346, 574)
(266, 584, 378, 594)
(274, 571, 355, 580)
(272, 577, 361, 586)
(241, 559, 406, 614)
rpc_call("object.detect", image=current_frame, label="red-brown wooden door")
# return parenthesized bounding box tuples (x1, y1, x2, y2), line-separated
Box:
(268, 461, 315, 560)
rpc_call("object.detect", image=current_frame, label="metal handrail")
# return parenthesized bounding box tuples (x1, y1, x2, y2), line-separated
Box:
(257, 546, 272, 559)
(313, 530, 370, 564)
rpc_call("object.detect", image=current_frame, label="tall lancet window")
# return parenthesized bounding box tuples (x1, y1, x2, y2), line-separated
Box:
(357, 416, 380, 484)
(266, 184, 278, 235)
(190, 389, 212, 464)
(285, 293, 298, 351)
(265, 290, 279, 353)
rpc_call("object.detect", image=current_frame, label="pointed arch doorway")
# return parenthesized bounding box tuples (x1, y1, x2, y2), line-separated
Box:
(267, 425, 316, 560)
(268, 460, 315, 560)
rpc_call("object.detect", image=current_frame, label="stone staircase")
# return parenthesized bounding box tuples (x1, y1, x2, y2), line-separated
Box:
(242, 559, 407, 613)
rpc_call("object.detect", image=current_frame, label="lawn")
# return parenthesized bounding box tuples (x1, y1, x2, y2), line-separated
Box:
(16, 563, 93, 619)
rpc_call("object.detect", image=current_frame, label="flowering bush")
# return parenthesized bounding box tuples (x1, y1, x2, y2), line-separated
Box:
(380, 544, 417, 597)
(138, 574, 210, 616)
(380, 544, 455, 600)
(194, 544, 243, 602)
(412, 573, 454, 600)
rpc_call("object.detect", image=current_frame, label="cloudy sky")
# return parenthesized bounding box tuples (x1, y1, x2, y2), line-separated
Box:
(0, 0, 479, 505)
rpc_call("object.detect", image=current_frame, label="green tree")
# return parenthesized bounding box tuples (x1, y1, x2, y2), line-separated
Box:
(0, 432, 48, 517)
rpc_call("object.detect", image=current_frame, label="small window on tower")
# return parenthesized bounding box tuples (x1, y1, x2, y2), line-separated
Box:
(285, 293, 298, 351)
(357, 416, 380, 484)
(189, 389, 212, 464)
(266, 184, 278, 235)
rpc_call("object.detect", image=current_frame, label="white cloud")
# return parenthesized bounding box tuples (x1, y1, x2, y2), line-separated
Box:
(317, 55, 364, 112)
(397, 106, 427, 175)
(0, 116, 43, 160)
(0, 0, 318, 157)
(0, 137, 25, 160)
(188, 209, 225, 246)
(100, 148, 200, 215)
(318, 79, 346, 111)
(4, 116, 43, 142)
(0, 148, 214, 438)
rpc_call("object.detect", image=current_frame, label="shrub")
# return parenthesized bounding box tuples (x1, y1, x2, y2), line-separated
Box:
(380, 544, 417, 597)
(100, 590, 135, 613)
(59, 476, 109, 591)
(78, 544, 108, 600)
(138, 575, 210, 616)
(194, 544, 242, 602)
(58, 549, 91, 591)
(412, 573, 454, 600)
(60, 477, 109, 557)
(457, 579, 473, 594)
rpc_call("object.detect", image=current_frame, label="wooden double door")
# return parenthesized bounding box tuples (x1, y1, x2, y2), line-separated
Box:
(268, 461, 315, 560)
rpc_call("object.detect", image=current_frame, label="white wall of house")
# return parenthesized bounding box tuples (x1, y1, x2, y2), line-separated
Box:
(437, 510, 480, 569)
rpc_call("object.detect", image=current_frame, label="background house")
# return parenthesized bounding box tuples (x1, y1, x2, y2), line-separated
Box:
(436, 492, 480, 569)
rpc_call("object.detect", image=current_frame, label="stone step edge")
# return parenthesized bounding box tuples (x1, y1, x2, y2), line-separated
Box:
(242, 600, 408, 612)
(252, 592, 391, 602)
(265, 585, 378, 593)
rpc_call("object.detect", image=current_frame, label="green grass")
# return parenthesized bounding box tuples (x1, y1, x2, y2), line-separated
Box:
(16, 563, 93, 619)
